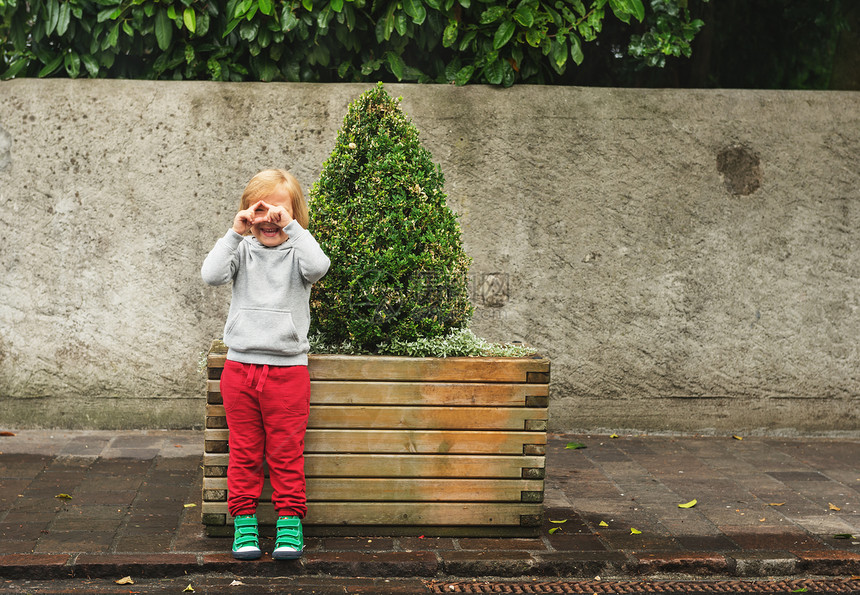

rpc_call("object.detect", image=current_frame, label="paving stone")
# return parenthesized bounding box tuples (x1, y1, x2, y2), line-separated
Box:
(2, 510, 63, 525)
(0, 553, 71, 579)
(67, 489, 137, 507)
(72, 553, 199, 578)
(47, 457, 94, 471)
(597, 530, 682, 552)
(110, 435, 167, 449)
(0, 540, 38, 554)
(201, 552, 299, 576)
(153, 456, 201, 471)
(397, 537, 457, 551)
(457, 538, 546, 551)
(633, 552, 729, 576)
(531, 551, 630, 577)
(114, 534, 174, 553)
(728, 551, 798, 577)
(767, 471, 831, 483)
(791, 549, 860, 575)
(545, 532, 608, 551)
(721, 529, 824, 550)
(0, 480, 34, 502)
(675, 534, 741, 551)
(51, 517, 124, 532)
(322, 537, 396, 551)
(304, 551, 439, 577)
(103, 448, 160, 459)
(0, 455, 52, 479)
(88, 459, 152, 475)
(172, 521, 225, 553)
(0, 521, 50, 541)
(55, 505, 127, 523)
(440, 550, 535, 577)
(34, 531, 116, 554)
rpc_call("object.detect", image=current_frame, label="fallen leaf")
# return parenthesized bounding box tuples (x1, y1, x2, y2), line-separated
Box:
(759, 518, 766, 522)
(548, 527, 562, 534)
(828, 503, 841, 511)
(630, 528, 641, 535)
(732, 435, 743, 440)
(834, 534, 854, 539)
(115, 577, 134, 585)
(609, 434, 619, 439)
(549, 519, 567, 524)
(599, 521, 609, 527)
(184, 503, 197, 508)
(565, 442, 586, 450)
(769, 502, 786, 507)
(184, 586, 195, 593)
(0, 431, 16, 437)
(678, 499, 697, 509)
(55, 493, 72, 500)
(791, 588, 808, 593)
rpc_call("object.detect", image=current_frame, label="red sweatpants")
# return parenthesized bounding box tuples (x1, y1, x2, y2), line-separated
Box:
(219, 359, 310, 518)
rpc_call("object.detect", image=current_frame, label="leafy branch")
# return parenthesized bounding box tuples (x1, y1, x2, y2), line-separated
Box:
(0, 0, 705, 85)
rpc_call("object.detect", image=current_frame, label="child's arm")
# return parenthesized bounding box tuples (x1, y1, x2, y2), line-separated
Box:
(201, 230, 242, 286)
(285, 220, 331, 284)
(201, 207, 255, 286)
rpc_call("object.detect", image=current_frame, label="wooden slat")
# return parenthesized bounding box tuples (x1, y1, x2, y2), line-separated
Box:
(203, 477, 544, 502)
(206, 351, 549, 383)
(308, 406, 546, 430)
(309, 355, 548, 383)
(205, 427, 545, 454)
(206, 406, 546, 431)
(203, 453, 543, 478)
(202, 501, 542, 526)
(206, 380, 548, 406)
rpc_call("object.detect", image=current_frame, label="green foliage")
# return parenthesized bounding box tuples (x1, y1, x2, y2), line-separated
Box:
(1, 0, 667, 85)
(308, 84, 472, 352)
(377, 327, 538, 357)
(309, 328, 538, 357)
(628, 0, 705, 67)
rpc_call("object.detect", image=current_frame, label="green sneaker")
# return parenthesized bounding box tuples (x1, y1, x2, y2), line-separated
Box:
(272, 515, 303, 560)
(231, 514, 261, 560)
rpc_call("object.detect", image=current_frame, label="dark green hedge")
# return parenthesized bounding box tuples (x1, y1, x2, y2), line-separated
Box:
(309, 84, 473, 351)
(0, 0, 705, 85)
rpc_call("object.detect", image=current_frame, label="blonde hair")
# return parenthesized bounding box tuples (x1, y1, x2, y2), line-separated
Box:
(239, 169, 309, 229)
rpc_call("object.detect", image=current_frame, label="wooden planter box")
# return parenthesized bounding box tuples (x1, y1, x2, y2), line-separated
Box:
(202, 341, 550, 536)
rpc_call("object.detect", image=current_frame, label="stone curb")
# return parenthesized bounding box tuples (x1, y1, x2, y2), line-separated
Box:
(2, 551, 859, 581)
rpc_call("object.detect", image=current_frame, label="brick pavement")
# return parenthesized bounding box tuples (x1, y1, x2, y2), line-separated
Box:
(0, 430, 857, 580)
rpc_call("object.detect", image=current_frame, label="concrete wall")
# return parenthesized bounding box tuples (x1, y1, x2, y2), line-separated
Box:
(0, 80, 858, 434)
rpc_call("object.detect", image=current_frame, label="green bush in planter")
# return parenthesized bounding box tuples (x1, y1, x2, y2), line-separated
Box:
(309, 83, 473, 353)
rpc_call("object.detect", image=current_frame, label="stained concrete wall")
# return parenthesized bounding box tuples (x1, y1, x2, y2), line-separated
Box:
(0, 80, 858, 434)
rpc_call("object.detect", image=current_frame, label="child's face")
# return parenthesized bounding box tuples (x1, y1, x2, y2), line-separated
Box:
(251, 188, 293, 247)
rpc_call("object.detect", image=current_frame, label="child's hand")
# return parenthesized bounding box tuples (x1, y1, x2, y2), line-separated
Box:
(251, 200, 293, 228)
(232, 205, 257, 235)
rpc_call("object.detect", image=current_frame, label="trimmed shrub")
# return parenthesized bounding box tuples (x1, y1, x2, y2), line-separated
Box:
(309, 83, 473, 352)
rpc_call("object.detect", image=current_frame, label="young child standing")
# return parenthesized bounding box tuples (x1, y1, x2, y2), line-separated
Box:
(201, 169, 330, 560)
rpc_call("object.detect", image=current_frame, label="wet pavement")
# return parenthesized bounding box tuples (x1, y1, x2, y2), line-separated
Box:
(0, 430, 858, 585)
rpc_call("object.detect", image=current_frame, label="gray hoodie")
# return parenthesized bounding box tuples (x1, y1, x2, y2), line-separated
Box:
(201, 220, 331, 366)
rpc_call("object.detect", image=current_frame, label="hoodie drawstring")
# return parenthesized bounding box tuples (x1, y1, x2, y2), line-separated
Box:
(243, 363, 270, 393)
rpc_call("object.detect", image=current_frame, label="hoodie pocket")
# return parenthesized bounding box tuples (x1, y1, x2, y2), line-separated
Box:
(225, 308, 302, 355)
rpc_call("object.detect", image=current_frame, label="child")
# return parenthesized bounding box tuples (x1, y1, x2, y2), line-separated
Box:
(201, 169, 330, 560)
